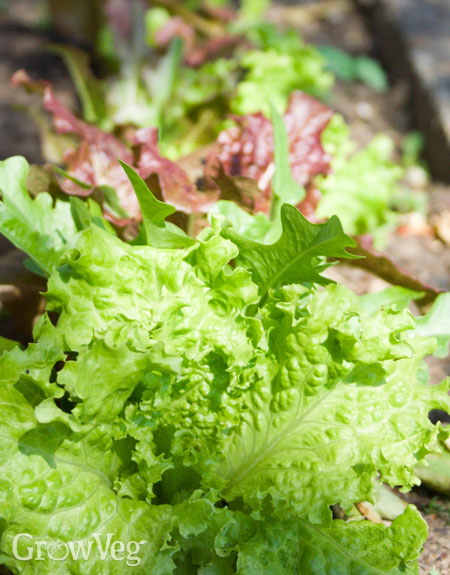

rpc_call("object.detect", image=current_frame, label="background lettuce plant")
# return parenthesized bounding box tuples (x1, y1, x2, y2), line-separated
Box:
(12, 0, 418, 250)
(45, 9, 333, 159)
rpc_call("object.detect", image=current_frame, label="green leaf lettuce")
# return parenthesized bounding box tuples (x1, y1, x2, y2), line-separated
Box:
(0, 167, 447, 574)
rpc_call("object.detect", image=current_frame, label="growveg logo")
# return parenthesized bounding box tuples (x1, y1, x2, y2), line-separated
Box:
(12, 533, 147, 566)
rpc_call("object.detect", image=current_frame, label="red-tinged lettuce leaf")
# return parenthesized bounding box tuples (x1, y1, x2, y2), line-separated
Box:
(184, 35, 242, 68)
(155, 16, 196, 54)
(347, 235, 444, 305)
(12, 70, 141, 219)
(185, 36, 242, 67)
(62, 142, 142, 219)
(207, 159, 261, 211)
(296, 184, 323, 221)
(205, 111, 274, 212)
(134, 127, 218, 213)
(205, 91, 333, 212)
(12, 71, 216, 219)
(37, 87, 139, 216)
(284, 91, 333, 187)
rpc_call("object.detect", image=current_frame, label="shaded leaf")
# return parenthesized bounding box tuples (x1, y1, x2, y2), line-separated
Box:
(0, 336, 20, 354)
(297, 506, 426, 574)
(416, 449, 450, 496)
(208, 161, 261, 211)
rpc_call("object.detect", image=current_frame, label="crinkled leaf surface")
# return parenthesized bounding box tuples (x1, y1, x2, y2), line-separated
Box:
(44, 224, 257, 424)
(296, 506, 425, 575)
(210, 285, 448, 522)
(0, 341, 176, 575)
(0, 192, 447, 574)
(317, 118, 402, 242)
(233, 506, 425, 575)
(206, 91, 332, 213)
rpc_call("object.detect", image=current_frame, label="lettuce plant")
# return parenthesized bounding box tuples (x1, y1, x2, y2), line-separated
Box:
(0, 156, 449, 574)
(26, 4, 333, 159)
(15, 76, 400, 246)
(316, 116, 403, 243)
(4, 80, 440, 305)
(230, 24, 333, 116)
(209, 94, 403, 246)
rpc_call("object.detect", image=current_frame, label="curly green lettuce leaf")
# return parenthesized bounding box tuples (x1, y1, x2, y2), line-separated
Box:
(231, 48, 332, 116)
(0, 173, 446, 574)
(123, 276, 449, 523)
(231, 506, 425, 575)
(0, 157, 77, 275)
(316, 116, 402, 243)
(206, 284, 449, 522)
(221, 204, 358, 298)
(43, 223, 258, 424)
(0, 344, 177, 575)
(210, 200, 273, 242)
(296, 506, 426, 575)
(172, 503, 426, 574)
(231, 24, 333, 116)
(169, 499, 244, 573)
